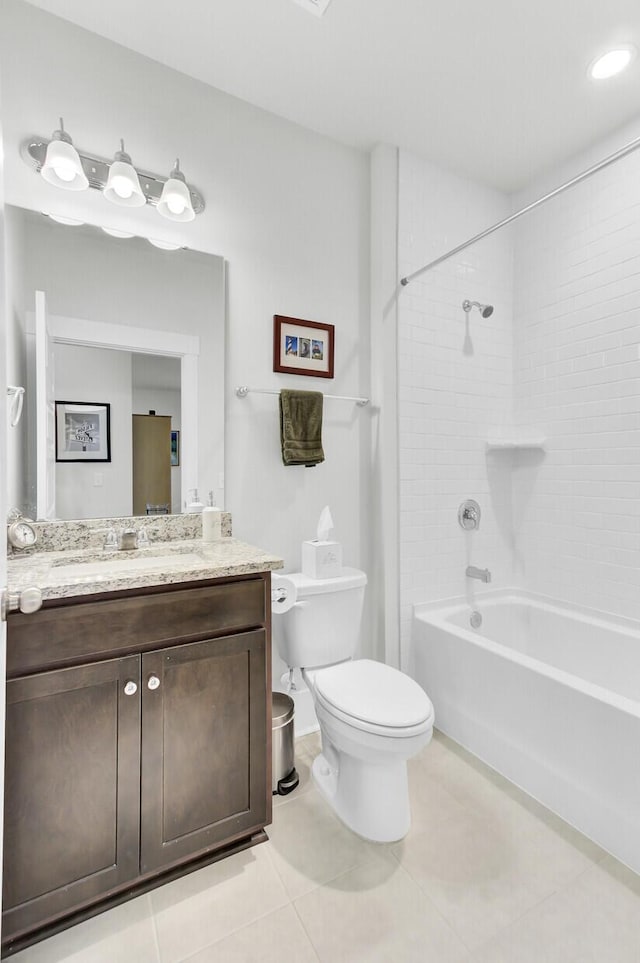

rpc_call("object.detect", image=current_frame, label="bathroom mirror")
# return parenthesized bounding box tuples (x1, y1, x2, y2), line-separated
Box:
(6, 205, 225, 520)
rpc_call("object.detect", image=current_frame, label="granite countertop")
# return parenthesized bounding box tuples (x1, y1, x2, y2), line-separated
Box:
(7, 536, 284, 601)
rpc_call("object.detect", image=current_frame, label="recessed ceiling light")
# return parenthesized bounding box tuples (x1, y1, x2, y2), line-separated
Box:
(291, 0, 333, 18)
(43, 212, 84, 225)
(590, 46, 635, 80)
(101, 226, 135, 238)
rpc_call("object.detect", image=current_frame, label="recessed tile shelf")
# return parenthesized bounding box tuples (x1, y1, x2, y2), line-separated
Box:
(485, 434, 547, 452)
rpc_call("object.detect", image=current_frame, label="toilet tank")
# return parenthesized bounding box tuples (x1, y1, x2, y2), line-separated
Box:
(274, 568, 367, 669)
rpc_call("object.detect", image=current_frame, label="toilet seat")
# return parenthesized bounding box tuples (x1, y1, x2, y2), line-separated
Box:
(310, 659, 434, 739)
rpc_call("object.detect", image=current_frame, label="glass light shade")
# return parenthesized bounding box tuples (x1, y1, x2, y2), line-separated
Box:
(41, 139, 88, 191)
(148, 238, 182, 250)
(157, 176, 195, 222)
(590, 47, 635, 79)
(101, 227, 135, 238)
(104, 160, 146, 207)
(45, 213, 84, 226)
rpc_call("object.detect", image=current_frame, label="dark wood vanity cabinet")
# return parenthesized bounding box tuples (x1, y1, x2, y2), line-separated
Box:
(4, 656, 142, 936)
(2, 574, 272, 955)
(140, 630, 267, 872)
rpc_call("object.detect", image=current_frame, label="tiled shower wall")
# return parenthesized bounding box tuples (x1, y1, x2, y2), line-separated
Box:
(399, 130, 640, 655)
(512, 142, 640, 622)
(397, 152, 515, 660)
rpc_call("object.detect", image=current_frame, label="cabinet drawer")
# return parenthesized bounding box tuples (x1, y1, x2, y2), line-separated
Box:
(7, 577, 268, 676)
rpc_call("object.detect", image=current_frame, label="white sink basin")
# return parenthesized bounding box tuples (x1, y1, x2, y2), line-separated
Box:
(54, 552, 205, 579)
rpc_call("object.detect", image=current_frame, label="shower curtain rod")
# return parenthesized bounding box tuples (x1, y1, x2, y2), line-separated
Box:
(400, 131, 640, 287)
(235, 385, 369, 406)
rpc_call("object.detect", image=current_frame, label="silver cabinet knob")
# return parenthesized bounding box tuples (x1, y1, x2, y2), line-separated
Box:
(18, 586, 43, 614)
(147, 675, 160, 691)
(2, 586, 44, 619)
(124, 681, 138, 696)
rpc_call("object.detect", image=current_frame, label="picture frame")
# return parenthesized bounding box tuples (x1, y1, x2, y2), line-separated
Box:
(170, 430, 180, 467)
(273, 315, 335, 379)
(55, 401, 111, 462)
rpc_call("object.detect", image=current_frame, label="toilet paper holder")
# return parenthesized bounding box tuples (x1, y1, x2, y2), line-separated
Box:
(272, 585, 289, 605)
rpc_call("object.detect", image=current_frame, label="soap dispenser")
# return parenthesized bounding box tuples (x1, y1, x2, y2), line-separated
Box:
(202, 490, 222, 541)
(186, 488, 204, 513)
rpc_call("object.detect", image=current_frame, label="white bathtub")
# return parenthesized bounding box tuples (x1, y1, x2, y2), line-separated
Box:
(412, 589, 640, 873)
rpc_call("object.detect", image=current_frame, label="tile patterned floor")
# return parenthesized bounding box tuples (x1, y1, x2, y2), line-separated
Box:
(11, 731, 640, 962)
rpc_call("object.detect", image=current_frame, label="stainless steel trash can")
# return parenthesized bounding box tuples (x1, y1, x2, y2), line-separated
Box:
(272, 692, 299, 795)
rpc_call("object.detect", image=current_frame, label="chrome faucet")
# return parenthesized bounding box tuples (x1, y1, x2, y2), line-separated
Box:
(466, 565, 491, 583)
(119, 528, 138, 551)
(117, 527, 148, 551)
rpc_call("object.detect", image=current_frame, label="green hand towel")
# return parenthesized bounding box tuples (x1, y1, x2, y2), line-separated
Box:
(279, 389, 325, 467)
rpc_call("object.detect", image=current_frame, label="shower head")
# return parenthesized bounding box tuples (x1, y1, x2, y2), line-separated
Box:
(462, 299, 494, 318)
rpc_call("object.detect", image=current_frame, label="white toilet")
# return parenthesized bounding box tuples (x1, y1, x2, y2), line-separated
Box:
(272, 568, 434, 842)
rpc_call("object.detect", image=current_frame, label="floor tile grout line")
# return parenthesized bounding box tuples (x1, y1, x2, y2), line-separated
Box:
(415, 759, 608, 860)
(424, 732, 615, 859)
(467, 862, 603, 960)
(288, 901, 323, 962)
(165, 901, 295, 963)
(262, 822, 386, 904)
(395, 817, 605, 956)
(148, 892, 164, 963)
(384, 848, 481, 956)
(150, 846, 291, 963)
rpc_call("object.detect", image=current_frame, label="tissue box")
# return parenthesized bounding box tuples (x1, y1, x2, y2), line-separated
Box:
(301, 540, 343, 579)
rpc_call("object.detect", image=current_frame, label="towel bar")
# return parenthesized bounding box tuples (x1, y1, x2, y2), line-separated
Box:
(235, 386, 369, 406)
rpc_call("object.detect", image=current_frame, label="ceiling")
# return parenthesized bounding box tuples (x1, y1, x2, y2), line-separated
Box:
(23, 0, 640, 191)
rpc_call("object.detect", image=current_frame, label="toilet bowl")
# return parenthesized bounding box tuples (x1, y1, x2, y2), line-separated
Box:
(305, 659, 433, 841)
(272, 569, 434, 842)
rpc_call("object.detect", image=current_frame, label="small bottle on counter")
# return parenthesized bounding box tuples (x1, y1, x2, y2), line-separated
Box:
(186, 489, 204, 513)
(202, 490, 222, 541)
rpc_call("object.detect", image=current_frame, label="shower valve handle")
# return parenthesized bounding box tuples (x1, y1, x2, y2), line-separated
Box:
(458, 499, 481, 531)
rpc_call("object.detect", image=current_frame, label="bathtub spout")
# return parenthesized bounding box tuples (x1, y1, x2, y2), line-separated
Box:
(466, 565, 491, 583)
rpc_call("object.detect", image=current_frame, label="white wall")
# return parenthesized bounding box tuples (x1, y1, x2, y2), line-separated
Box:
(54, 343, 132, 519)
(0, 0, 370, 585)
(1, 0, 370, 735)
(512, 118, 640, 622)
(397, 150, 515, 663)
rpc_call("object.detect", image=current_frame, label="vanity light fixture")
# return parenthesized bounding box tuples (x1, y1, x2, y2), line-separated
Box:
(23, 123, 205, 219)
(101, 226, 135, 238)
(44, 212, 85, 226)
(103, 140, 145, 207)
(40, 119, 89, 191)
(148, 238, 183, 251)
(590, 46, 636, 79)
(157, 159, 195, 222)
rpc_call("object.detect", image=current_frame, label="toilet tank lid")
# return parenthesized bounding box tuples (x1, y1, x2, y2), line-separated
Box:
(281, 567, 367, 596)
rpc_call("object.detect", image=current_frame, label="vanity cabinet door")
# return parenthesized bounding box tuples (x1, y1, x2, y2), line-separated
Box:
(140, 630, 267, 873)
(3, 656, 141, 941)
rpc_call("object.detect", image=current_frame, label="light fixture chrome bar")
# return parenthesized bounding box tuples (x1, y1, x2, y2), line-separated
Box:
(400, 132, 640, 287)
(235, 386, 369, 406)
(21, 137, 205, 214)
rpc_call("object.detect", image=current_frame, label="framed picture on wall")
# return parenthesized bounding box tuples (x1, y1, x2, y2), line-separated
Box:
(273, 315, 335, 379)
(55, 401, 111, 462)
(170, 430, 180, 467)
